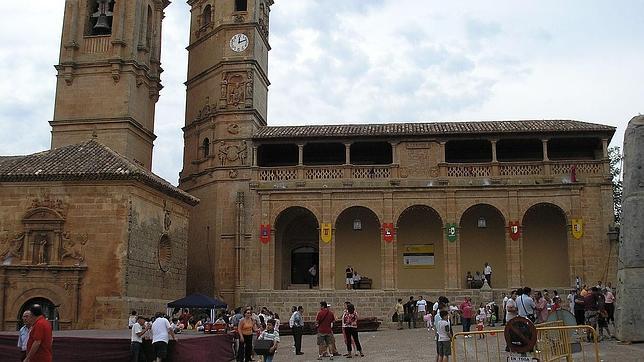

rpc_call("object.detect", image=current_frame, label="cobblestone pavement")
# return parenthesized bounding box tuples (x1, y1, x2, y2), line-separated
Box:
(269, 326, 644, 362)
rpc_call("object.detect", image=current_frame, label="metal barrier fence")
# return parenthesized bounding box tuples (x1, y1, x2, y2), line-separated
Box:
(451, 322, 600, 361)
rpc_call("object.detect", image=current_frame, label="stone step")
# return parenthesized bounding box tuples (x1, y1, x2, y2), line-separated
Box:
(287, 284, 316, 290)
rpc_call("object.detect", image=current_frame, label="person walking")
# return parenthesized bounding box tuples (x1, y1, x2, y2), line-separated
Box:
(17, 310, 32, 361)
(394, 298, 405, 330)
(315, 301, 336, 360)
(131, 315, 150, 362)
(342, 304, 364, 358)
(416, 296, 427, 325)
(345, 265, 354, 290)
(24, 304, 53, 362)
(290, 306, 304, 355)
(483, 262, 492, 287)
(604, 288, 615, 326)
(459, 297, 474, 335)
(238, 309, 258, 362)
(436, 310, 453, 362)
(257, 319, 280, 362)
(151, 312, 177, 362)
(404, 296, 416, 329)
(517, 287, 536, 322)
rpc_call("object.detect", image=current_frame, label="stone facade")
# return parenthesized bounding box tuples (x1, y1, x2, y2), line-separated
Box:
(178, 1, 619, 308)
(0, 181, 193, 330)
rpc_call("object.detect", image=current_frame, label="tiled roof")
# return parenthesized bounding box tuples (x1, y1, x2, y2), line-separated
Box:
(0, 140, 199, 206)
(253, 120, 615, 139)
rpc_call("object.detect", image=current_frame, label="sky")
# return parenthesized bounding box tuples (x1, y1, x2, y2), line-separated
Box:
(0, 1, 642, 185)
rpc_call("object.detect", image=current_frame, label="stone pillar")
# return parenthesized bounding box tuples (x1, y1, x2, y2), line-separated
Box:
(344, 143, 351, 165)
(491, 140, 498, 162)
(390, 141, 399, 164)
(252, 146, 258, 166)
(297, 144, 304, 166)
(616, 115, 644, 342)
(320, 192, 334, 290)
(382, 193, 395, 289)
(542, 139, 549, 161)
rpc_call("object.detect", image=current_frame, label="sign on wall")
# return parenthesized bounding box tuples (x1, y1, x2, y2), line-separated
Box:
(260, 224, 271, 244)
(382, 223, 395, 243)
(402, 244, 435, 268)
(320, 223, 332, 243)
(446, 223, 457, 242)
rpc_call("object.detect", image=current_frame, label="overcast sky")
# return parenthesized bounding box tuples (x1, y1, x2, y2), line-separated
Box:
(0, 1, 642, 185)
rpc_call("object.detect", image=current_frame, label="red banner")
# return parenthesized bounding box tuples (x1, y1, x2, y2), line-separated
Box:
(509, 221, 521, 241)
(260, 224, 271, 244)
(382, 223, 395, 243)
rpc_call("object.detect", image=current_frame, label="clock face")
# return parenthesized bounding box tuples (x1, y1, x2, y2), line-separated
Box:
(229, 33, 249, 52)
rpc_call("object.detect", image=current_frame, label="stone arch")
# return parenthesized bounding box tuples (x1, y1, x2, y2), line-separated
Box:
(332, 201, 384, 227)
(521, 203, 570, 288)
(459, 203, 507, 288)
(456, 200, 509, 226)
(334, 206, 381, 289)
(270, 203, 322, 229)
(393, 201, 446, 225)
(396, 205, 445, 288)
(11, 287, 66, 329)
(273, 206, 320, 289)
(519, 199, 571, 224)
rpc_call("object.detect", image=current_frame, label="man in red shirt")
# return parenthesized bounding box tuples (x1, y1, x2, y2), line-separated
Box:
(315, 301, 336, 360)
(24, 304, 52, 362)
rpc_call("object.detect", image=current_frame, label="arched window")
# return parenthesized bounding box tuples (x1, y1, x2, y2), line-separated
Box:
(202, 5, 212, 26)
(202, 138, 210, 157)
(146, 5, 153, 47)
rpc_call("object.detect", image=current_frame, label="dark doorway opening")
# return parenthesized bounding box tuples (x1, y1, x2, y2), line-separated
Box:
(291, 246, 319, 285)
(18, 297, 59, 331)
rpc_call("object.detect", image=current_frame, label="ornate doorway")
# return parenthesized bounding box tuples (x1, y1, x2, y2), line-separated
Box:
(18, 298, 59, 331)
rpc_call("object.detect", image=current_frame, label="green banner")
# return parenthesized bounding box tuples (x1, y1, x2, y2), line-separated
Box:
(446, 223, 457, 242)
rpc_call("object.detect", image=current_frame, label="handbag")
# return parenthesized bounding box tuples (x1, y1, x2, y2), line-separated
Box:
(253, 339, 274, 355)
(392, 312, 399, 322)
(520, 296, 536, 322)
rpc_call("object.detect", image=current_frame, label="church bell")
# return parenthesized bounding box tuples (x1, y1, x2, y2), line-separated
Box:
(93, 14, 111, 33)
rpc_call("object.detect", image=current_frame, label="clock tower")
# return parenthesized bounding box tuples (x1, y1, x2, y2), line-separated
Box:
(180, 0, 272, 302)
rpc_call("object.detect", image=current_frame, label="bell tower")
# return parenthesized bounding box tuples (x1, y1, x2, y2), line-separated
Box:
(50, 0, 169, 170)
(180, 0, 272, 301)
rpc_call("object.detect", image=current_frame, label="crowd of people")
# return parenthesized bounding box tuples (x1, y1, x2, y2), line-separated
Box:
(465, 262, 493, 289)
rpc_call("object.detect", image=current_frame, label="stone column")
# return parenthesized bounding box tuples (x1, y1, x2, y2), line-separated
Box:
(491, 140, 498, 162)
(616, 115, 644, 342)
(319, 192, 334, 290)
(344, 143, 351, 165)
(382, 193, 395, 289)
(297, 144, 304, 166)
(542, 139, 549, 161)
(252, 146, 258, 166)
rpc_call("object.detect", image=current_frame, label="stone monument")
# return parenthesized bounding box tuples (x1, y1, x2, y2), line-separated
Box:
(616, 115, 644, 342)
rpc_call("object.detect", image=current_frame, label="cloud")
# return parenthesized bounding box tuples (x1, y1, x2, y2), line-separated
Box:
(1, 0, 642, 185)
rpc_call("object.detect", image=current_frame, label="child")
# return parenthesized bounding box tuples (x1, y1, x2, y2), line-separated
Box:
(258, 319, 280, 362)
(598, 307, 613, 340)
(476, 308, 486, 339)
(436, 310, 452, 362)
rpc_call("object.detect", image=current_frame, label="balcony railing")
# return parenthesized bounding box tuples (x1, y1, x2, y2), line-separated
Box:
(255, 160, 606, 183)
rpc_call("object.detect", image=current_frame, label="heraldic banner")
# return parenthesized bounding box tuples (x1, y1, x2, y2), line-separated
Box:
(382, 223, 395, 243)
(571, 219, 584, 239)
(509, 221, 521, 241)
(260, 224, 271, 244)
(320, 223, 332, 243)
(446, 223, 457, 242)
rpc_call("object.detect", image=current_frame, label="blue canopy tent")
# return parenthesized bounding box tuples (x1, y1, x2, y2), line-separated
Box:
(166, 293, 227, 322)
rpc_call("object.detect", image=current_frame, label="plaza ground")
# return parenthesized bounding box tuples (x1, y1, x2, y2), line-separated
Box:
(271, 326, 644, 362)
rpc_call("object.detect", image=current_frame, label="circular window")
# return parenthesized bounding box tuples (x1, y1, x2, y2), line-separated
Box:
(158, 234, 172, 272)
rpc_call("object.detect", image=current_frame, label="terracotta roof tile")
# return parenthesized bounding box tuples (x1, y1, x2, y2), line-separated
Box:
(0, 140, 199, 206)
(253, 120, 615, 139)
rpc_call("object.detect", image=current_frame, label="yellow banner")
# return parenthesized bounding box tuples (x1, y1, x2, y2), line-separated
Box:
(571, 219, 583, 239)
(320, 223, 332, 243)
